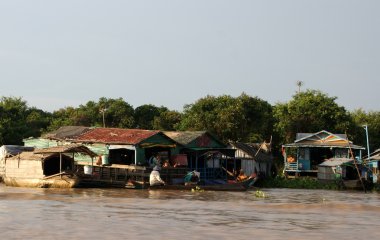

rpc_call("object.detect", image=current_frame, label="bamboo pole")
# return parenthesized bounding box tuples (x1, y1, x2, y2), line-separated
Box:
(346, 132, 366, 192)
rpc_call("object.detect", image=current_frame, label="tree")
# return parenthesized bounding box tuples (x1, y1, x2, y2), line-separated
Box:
(152, 110, 182, 131)
(178, 93, 273, 142)
(47, 98, 135, 130)
(24, 107, 51, 138)
(350, 109, 380, 152)
(98, 97, 135, 128)
(0, 97, 50, 145)
(238, 93, 274, 142)
(134, 104, 167, 129)
(273, 90, 354, 144)
(48, 106, 83, 131)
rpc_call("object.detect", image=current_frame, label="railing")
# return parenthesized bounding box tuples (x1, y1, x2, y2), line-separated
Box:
(286, 162, 299, 171)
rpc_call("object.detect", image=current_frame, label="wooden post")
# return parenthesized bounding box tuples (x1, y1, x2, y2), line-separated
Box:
(60, 153, 62, 179)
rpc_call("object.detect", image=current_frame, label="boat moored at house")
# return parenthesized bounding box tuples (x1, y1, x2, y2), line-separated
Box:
(3, 144, 97, 188)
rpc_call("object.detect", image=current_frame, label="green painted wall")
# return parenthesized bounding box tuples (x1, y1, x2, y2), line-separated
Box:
(24, 138, 58, 148)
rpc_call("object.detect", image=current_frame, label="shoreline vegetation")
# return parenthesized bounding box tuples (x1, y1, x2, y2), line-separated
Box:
(257, 176, 380, 192)
(1, 89, 380, 192)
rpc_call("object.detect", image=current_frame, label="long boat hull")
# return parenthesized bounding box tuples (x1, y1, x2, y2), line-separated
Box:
(148, 178, 257, 192)
(4, 175, 80, 188)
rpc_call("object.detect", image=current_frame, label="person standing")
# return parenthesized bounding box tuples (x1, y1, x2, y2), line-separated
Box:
(148, 153, 161, 168)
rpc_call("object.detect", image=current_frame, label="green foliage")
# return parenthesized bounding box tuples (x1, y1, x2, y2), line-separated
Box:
(0, 97, 50, 145)
(100, 98, 134, 128)
(274, 90, 354, 144)
(48, 98, 135, 130)
(178, 93, 273, 142)
(350, 109, 380, 152)
(258, 176, 339, 190)
(152, 110, 182, 131)
(254, 190, 268, 198)
(134, 104, 167, 129)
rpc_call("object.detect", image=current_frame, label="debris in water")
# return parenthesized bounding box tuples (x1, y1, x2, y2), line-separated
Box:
(254, 190, 268, 198)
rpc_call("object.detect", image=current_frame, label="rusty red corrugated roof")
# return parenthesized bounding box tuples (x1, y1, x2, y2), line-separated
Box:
(75, 128, 160, 145)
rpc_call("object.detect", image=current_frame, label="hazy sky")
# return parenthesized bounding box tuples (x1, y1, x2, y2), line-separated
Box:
(1, 0, 379, 112)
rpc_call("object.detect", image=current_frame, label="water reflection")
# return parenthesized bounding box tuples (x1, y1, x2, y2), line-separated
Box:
(0, 185, 379, 239)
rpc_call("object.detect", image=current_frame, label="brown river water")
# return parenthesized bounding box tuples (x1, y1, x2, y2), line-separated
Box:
(1, 184, 379, 240)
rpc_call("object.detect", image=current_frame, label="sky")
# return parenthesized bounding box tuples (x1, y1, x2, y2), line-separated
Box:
(1, 0, 379, 113)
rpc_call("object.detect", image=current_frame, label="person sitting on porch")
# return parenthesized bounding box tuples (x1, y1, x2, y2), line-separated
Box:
(162, 160, 171, 168)
(237, 169, 248, 182)
(149, 166, 165, 186)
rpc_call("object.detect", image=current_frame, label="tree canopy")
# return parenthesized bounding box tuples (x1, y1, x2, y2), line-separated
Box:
(273, 90, 354, 143)
(350, 109, 380, 153)
(178, 93, 273, 142)
(0, 97, 50, 145)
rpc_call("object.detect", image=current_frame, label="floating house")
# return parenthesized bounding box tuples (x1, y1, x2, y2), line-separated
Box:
(3, 144, 97, 188)
(25, 126, 178, 166)
(317, 158, 359, 180)
(72, 127, 178, 166)
(229, 141, 273, 177)
(282, 130, 365, 178)
(164, 131, 235, 182)
(0, 145, 34, 181)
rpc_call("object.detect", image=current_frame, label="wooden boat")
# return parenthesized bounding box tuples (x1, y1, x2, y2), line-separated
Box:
(4, 145, 97, 188)
(4, 172, 80, 188)
(148, 177, 257, 192)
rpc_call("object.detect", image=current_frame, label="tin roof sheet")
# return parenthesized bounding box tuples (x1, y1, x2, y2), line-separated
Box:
(164, 131, 207, 145)
(318, 158, 354, 167)
(43, 126, 91, 140)
(75, 128, 160, 145)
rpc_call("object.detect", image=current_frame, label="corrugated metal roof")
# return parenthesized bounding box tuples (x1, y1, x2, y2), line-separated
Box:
(229, 142, 272, 162)
(370, 149, 380, 160)
(43, 126, 91, 140)
(0, 145, 34, 157)
(75, 128, 160, 145)
(164, 131, 207, 145)
(282, 142, 365, 149)
(318, 158, 354, 167)
(164, 131, 227, 148)
(295, 130, 348, 143)
(286, 130, 365, 149)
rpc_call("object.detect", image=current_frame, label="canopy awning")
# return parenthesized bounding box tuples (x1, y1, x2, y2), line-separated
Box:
(34, 144, 98, 157)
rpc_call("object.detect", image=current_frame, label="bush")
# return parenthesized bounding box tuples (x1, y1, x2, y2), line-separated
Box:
(257, 176, 340, 190)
